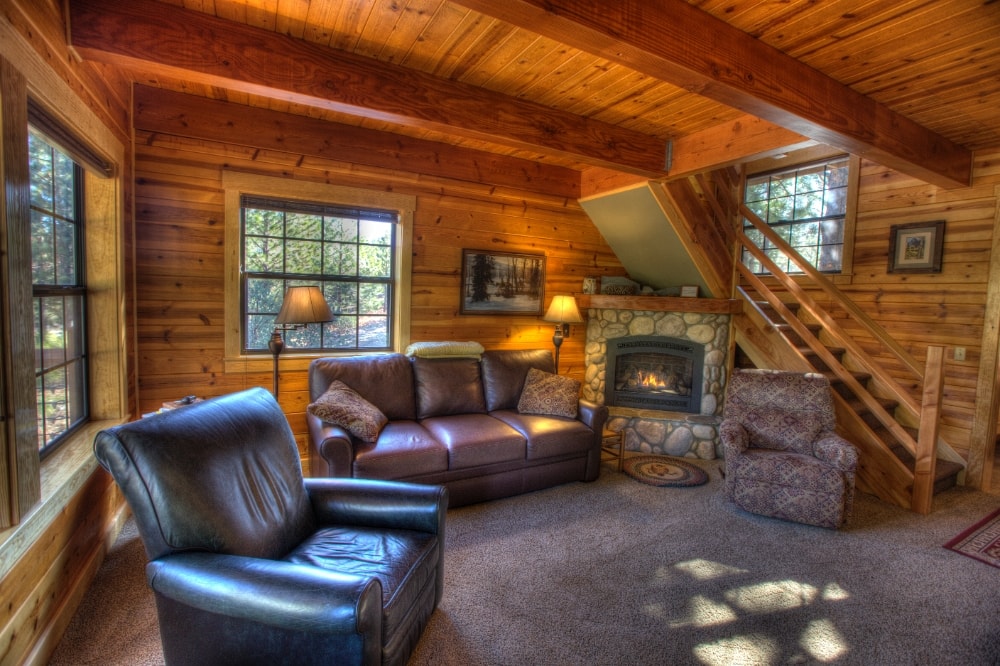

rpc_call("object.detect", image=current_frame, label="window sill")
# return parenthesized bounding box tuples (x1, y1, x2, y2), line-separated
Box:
(0, 418, 125, 579)
(223, 351, 395, 374)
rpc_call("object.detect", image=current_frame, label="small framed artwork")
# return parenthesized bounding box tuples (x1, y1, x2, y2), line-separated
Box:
(888, 220, 945, 273)
(582, 276, 599, 295)
(460, 249, 545, 315)
(680, 285, 699, 298)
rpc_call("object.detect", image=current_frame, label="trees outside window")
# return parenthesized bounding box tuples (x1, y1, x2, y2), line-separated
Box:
(241, 196, 396, 353)
(742, 156, 850, 274)
(29, 127, 88, 455)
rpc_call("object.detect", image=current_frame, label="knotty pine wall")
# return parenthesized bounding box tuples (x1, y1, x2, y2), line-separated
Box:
(807, 151, 1000, 459)
(134, 122, 624, 461)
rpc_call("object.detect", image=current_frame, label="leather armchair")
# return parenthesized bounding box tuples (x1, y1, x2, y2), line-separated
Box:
(94, 387, 447, 666)
(720, 369, 859, 529)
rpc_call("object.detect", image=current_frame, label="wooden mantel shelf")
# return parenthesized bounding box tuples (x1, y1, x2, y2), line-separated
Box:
(577, 294, 743, 314)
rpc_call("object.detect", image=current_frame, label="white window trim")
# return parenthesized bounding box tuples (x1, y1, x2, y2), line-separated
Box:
(222, 171, 414, 374)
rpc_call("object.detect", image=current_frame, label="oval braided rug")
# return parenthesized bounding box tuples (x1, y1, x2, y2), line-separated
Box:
(623, 455, 709, 487)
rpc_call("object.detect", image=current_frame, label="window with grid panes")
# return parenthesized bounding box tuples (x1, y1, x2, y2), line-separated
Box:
(241, 196, 396, 353)
(742, 156, 849, 274)
(29, 127, 88, 455)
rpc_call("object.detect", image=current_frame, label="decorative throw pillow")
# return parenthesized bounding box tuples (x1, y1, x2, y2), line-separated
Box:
(307, 380, 388, 443)
(517, 368, 580, 418)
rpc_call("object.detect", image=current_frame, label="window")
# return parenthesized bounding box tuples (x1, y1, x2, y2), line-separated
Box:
(241, 196, 396, 353)
(29, 128, 88, 455)
(742, 156, 850, 274)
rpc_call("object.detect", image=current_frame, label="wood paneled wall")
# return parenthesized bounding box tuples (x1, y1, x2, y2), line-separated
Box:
(133, 115, 624, 458)
(807, 151, 1000, 458)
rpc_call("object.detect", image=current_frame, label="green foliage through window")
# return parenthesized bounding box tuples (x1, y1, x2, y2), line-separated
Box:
(241, 196, 396, 353)
(29, 127, 88, 455)
(742, 156, 848, 274)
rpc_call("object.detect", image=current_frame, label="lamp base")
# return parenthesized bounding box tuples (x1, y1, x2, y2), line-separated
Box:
(551, 325, 565, 374)
(268, 329, 284, 396)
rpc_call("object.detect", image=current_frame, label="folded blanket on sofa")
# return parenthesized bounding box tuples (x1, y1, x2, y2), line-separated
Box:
(405, 341, 485, 358)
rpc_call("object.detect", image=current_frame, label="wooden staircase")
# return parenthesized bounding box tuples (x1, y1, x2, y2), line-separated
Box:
(737, 297, 965, 502)
(646, 171, 966, 514)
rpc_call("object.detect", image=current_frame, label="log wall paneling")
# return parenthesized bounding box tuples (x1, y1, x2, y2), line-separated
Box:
(133, 116, 624, 460)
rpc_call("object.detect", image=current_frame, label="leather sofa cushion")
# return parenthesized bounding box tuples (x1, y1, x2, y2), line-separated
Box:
(491, 410, 595, 460)
(421, 414, 525, 469)
(481, 349, 555, 411)
(309, 354, 416, 421)
(352, 421, 448, 479)
(413, 357, 487, 419)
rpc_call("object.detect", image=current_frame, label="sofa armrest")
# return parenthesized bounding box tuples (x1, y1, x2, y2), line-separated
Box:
(577, 398, 609, 434)
(813, 432, 859, 472)
(305, 477, 448, 535)
(147, 552, 382, 635)
(307, 412, 354, 477)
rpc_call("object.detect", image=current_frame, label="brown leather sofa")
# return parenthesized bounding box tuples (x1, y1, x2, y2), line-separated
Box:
(308, 349, 609, 507)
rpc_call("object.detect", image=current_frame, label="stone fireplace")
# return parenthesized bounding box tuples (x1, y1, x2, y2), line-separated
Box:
(583, 304, 731, 459)
(606, 335, 704, 413)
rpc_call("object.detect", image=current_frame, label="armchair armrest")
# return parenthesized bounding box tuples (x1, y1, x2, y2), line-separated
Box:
(147, 552, 382, 635)
(577, 398, 609, 433)
(305, 477, 448, 534)
(719, 419, 750, 457)
(813, 433, 859, 472)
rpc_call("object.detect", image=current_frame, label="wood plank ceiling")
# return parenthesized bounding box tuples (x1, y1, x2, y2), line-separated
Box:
(67, 0, 1000, 188)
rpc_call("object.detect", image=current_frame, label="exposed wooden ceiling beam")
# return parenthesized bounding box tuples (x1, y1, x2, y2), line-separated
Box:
(67, 0, 668, 177)
(132, 86, 583, 199)
(451, 0, 973, 189)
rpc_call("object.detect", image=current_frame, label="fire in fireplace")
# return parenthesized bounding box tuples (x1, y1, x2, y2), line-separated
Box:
(606, 336, 704, 413)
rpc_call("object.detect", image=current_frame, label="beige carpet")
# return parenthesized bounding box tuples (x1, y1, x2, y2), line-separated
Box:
(50, 460, 1000, 665)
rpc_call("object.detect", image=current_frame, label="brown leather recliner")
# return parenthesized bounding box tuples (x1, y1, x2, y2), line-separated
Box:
(94, 387, 447, 666)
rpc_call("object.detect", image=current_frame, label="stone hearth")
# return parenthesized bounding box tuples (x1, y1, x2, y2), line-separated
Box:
(583, 307, 730, 459)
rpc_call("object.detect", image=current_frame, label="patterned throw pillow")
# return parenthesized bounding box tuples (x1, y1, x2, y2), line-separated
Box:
(307, 380, 388, 443)
(517, 368, 580, 418)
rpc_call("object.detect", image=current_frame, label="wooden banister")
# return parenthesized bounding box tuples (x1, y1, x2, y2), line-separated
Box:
(913, 345, 945, 514)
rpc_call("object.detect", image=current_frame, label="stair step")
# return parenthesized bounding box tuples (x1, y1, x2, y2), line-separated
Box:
(889, 444, 964, 494)
(844, 396, 899, 428)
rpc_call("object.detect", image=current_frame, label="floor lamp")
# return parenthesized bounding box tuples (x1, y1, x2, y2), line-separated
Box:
(543, 294, 584, 374)
(269, 285, 333, 396)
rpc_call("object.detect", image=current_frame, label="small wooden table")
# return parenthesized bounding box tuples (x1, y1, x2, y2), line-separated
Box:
(601, 428, 625, 472)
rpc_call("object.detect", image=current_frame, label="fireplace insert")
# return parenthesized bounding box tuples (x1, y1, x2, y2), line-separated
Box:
(606, 335, 704, 412)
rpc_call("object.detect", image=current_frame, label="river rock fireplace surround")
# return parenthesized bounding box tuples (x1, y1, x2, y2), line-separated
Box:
(582, 301, 732, 459)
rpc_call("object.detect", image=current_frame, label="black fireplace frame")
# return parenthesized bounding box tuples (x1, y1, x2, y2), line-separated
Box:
(606, 335, 705, 412)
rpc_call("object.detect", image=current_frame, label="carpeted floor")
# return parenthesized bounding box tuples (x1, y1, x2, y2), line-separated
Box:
(50, 460, 1000, 665)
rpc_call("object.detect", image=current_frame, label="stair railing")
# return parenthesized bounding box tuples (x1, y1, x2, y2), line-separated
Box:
(735, 206, 951, 512)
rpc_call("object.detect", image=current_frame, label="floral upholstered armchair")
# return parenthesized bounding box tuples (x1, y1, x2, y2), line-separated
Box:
(720, 369, 859, 529)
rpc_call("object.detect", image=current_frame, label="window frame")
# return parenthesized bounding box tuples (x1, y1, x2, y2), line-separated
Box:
(28, 126, 90, 456)
(223, 171, 415, 374)
(741, 149, 860, 281)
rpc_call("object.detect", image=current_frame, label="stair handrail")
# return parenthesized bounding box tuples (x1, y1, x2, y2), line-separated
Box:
(739, 204, 926, 379)
(735, 237, 923, 455)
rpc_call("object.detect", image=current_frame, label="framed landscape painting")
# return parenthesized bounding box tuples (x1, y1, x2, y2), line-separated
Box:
(460, 249, 545, 315)
(888, 220, 945, 273)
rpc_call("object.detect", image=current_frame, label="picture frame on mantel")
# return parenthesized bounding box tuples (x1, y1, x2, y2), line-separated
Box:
(680, 285, 699, 298)
(459, 249, 545, 315)
(888, 220, 945, 273)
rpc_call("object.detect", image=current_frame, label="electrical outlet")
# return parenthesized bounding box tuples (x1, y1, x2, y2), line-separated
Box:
(954, 347, 966, 361)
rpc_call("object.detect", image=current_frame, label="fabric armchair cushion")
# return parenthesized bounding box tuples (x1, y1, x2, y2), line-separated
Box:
(721, 369, 858, 529)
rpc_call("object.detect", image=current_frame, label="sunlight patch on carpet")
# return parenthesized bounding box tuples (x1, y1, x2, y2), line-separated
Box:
(821, 582, 851, 601)
(668, 594, 738, 629)
(674, 558, 748, 581)
(694, 634, 777, 665)
(724, 580, 818, 613)
(800, 618, 848, 662)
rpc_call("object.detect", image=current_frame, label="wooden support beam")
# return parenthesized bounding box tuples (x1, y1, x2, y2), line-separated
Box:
(133, 86, 582, 200)
(913, 345, 944, 515)
(452, 0, 973, 189)
(68, 0, 669, 177)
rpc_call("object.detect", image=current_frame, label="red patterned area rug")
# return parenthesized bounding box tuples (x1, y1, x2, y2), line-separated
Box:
(623, 455, 708, 488)
(944, 507, 1000, 569)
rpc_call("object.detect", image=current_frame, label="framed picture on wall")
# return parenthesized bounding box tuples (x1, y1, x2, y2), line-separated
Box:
(888, 220, 945, 273)
(459, 249, 545, 315)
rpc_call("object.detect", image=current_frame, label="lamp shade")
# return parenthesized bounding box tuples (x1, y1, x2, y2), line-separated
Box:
(275, 286, 334, 325)
(543, 295, 584, 324)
